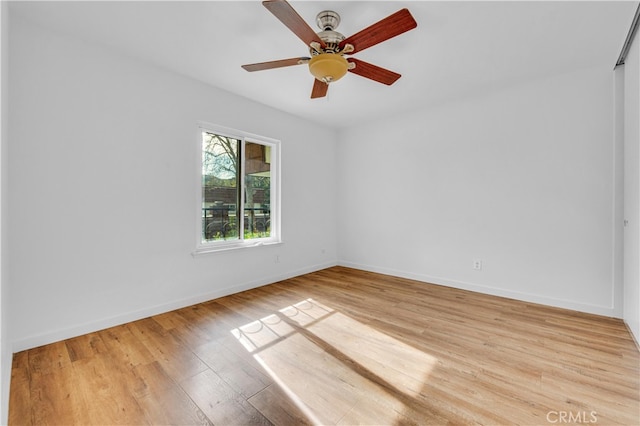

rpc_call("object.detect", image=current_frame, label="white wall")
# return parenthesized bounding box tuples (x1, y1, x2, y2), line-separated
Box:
(6, 4, 635, 352)
(1, 1, 11, 423)
(8, 16, 338, 351)
(338, 66, 621, 317)
(623, 32, 640, 342)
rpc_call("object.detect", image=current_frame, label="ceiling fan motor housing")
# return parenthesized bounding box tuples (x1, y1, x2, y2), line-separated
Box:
(314, 11, 345, 54)
(316, 10, 340, 31)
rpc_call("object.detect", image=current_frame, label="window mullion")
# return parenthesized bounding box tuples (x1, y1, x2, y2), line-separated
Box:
(238, 138, 246, 240)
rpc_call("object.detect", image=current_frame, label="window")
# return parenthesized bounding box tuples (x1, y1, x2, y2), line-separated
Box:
(195, 123, 280, 254)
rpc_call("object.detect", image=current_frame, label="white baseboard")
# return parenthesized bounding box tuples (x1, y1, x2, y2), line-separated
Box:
(338, 261, 621, 319)
(12, 260, 338, 352)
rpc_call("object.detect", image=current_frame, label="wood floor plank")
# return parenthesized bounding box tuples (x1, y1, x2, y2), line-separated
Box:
(8, 378, 31, 425)
(128, 317, 209, 383)
(27, 341, 71, 375)
(252, 334, 361, 425)
(133, 362, 212, 425)
(9, 266, 640, 425)
(180, 368, 272, 426)
(248, 383, 315, 426)
(10, 350, 29, 384)
(130, 360, 177, 400)
(64, 332, 107, 363)
(8, 352, 31, 426)
(194, 340, 273, 398)
(69, 356, 145, 425)
(98, 325, 156, 367)
(29, 367, 91, 425)
(125, 316, 167, 341)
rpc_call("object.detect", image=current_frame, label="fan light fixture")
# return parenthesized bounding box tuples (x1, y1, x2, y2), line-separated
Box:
(241, 1, 417, 99)
(308, 53, 348, 83)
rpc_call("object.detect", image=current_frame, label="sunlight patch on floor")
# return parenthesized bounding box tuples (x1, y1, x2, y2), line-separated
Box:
(230, 298, 438, 425)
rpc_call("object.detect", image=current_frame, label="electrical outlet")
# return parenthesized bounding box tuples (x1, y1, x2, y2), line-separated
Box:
(473, 259, 482, 270)
(274, 255, 280, 263)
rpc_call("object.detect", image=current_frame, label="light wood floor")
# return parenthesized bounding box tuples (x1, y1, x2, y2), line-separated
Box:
(9, 266, 640, 425)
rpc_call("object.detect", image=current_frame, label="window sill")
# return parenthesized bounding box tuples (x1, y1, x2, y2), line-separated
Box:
(191, 239, 282, 257)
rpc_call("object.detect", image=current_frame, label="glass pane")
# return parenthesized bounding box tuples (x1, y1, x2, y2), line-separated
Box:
(244, 142, 271, 240)
(202, 132, 240, 242)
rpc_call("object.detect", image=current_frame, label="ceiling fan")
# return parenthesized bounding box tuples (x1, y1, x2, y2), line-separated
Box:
(242, 0, 418, 99)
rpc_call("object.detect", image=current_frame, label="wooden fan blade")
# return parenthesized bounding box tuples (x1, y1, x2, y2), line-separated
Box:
(339, 9, 417, 54)
(263, 0, 326, 49)
(347, 58, 401, 85)
(242, 57, 310, 72)
(311, 79, 329, 98)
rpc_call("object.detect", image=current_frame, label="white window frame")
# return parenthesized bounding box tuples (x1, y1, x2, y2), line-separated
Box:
(194, 122, 281, 255)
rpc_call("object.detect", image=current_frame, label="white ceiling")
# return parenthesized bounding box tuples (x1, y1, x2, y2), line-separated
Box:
(9, 1, 639, 129)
